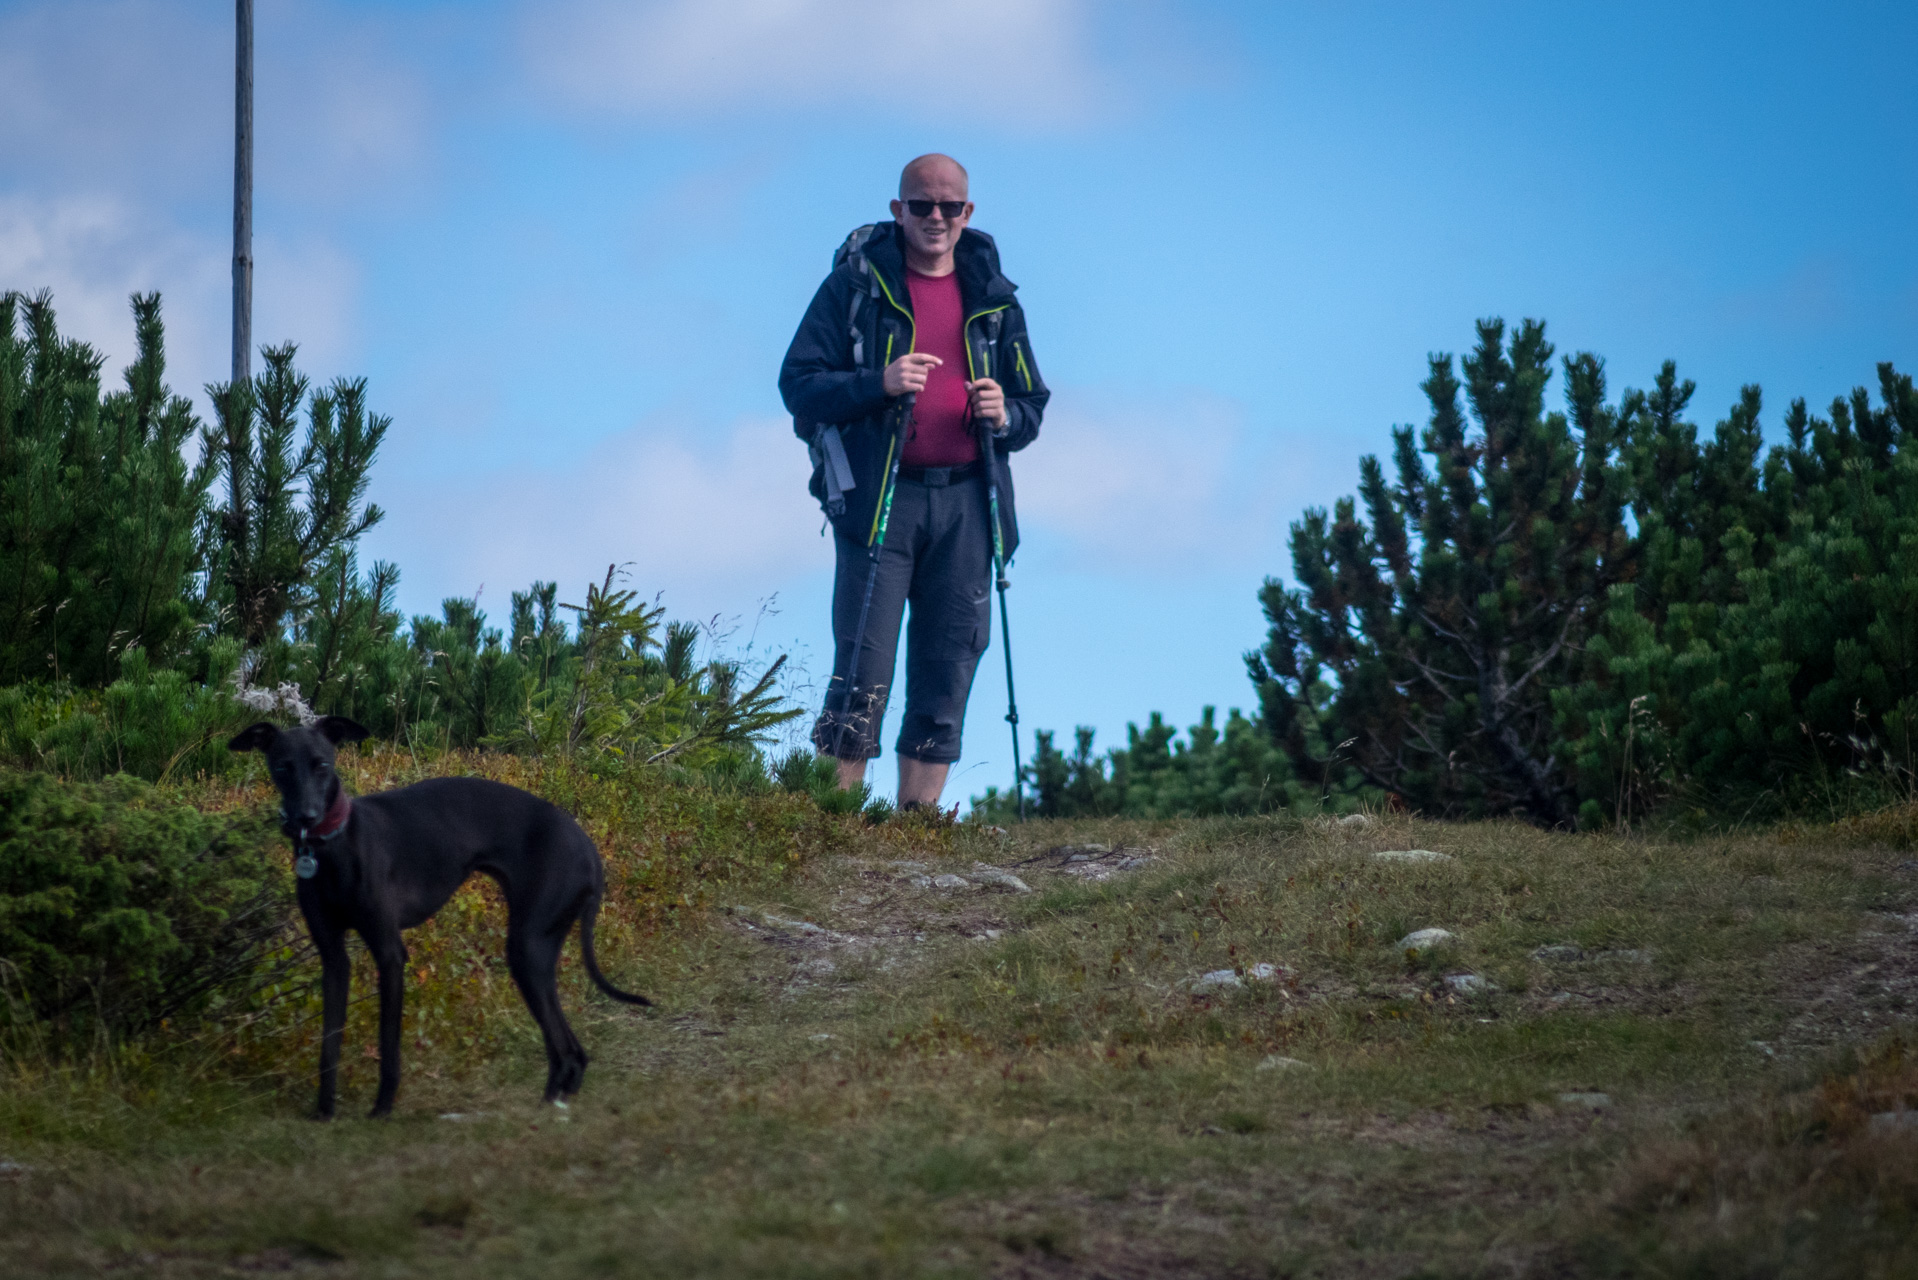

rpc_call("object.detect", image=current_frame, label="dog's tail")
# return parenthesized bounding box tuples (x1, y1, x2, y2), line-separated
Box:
(578, 892, 653, 1006)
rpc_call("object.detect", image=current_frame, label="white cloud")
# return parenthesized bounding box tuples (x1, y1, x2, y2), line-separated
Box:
(0, 1, 226, 198)
(0, 194, 226, 382)
(0, 0, 431, 208)
(0, 1, 427, 409)
(521, 0, 1109, 124)
(0, 193, 363, 409)
(367, 411, 834, 623)
(1015, 389, 1274, 569)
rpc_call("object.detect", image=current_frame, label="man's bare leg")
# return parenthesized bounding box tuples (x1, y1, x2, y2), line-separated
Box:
(830, 756, 867, 792)
(898, 756, 950, 809)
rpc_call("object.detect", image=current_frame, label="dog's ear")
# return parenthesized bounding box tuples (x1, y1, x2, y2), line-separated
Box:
(228, 722, 279, 753)
(315, 716, 370, 747)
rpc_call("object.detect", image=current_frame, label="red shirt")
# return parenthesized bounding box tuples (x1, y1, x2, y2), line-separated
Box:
(901, 268, 977, 468)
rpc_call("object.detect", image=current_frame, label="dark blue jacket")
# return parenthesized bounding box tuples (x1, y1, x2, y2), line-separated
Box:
(780, 222, 1047, 558)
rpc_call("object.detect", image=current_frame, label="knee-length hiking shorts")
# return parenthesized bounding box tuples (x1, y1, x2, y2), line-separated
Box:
(813, 468, 993, 764)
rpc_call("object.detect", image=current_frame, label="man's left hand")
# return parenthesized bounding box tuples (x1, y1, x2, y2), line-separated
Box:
(967, 378, 1007, 432)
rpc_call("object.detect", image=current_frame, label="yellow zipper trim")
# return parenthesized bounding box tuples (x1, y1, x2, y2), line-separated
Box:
(962, 305, 1012, 381)
(870, 267, 916, 353)
(868, 434, 896, 546)
(865, 268, 918, 545)
(1014, 341, 1032, 392)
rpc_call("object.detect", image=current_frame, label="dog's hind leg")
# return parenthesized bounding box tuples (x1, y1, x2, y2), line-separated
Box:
(507, 915, 586, 1102)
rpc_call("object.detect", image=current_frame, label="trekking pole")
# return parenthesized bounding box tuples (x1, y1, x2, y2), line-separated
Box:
(830, 393, 912, 766)
(976, 414, 1025, 821)
(989, 482, 1025, 820)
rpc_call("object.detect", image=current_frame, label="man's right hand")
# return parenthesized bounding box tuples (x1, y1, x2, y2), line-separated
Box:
(882, 352, 941, 398)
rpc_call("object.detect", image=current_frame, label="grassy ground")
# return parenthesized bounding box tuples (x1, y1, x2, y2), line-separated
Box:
(3, 785, 1917, 1277)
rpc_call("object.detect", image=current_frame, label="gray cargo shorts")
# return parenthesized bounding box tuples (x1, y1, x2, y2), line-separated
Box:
(814, 467, 993, 763)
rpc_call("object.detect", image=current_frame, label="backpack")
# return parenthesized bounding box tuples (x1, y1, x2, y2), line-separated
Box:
(803, 224, 886, 519)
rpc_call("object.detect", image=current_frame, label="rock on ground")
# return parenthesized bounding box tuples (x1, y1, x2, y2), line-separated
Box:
(1557, 1092, 1611, 1110)
(1868, 1110, 1918, 1134)
(1185, 963, 1290, 992)
(968, 864, 1033, 893)
(1398, 928, 1457, 951)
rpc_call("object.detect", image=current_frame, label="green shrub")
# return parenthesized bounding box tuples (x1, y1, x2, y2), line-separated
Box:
(772, 747, 879, 817)
(0, 640, 253, 782)
(0, 770, 293, 1048)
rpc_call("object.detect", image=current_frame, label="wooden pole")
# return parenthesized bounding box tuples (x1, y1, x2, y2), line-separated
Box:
(232, 0, 253, 387)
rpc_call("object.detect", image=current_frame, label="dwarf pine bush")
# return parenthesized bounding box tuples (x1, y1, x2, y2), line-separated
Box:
(0, 770, 292, 1049)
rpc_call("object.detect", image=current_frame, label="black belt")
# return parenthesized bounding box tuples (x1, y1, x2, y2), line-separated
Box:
(898, 460, 983, 487)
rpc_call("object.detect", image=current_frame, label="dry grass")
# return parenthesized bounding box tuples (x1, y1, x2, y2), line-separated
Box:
(3, 785, 1916, 1277)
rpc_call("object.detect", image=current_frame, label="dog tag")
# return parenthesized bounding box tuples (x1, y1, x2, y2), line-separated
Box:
(295, 853, 318, 879)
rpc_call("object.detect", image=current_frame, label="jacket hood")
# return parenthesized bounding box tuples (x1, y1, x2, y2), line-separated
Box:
(864, 223, 1017, 306)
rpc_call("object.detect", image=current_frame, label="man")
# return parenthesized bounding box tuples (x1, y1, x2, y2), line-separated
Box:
(780, 154, 1048, 808)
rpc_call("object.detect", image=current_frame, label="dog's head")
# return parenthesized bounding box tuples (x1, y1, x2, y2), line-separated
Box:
(229, 717, 369, 838)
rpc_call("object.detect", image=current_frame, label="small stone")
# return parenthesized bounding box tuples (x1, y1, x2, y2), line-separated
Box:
(1056, 843, 1112, 858)
(1256, 1055, 1309, 1071)
(1445, 973, 1497, 995)
(1398, 928, 1457, 951)
(1338, 813, 1375, 828)
(1595, 949, 1652, 963)
(1532, 944, 1585, 962)
(0, 1160, 30, 1175)
(972, 928, 1004, 941)
(1868, 1110, 1918, 1134)
(969, 864, 1033, 893)
(761, 913, 829, 935)
(1748, 1040, 1776, 1057)
(1373, 849, 1451, 863)
(1246, 962, 1291, 982)
(1188, 969, 1243, 992)
(930, 873, 971, 890)
(809, 1033, 835, 1041)
(1557, 1091, 1611, 1110)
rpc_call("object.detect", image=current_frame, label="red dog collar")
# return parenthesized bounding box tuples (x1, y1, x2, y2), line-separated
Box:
(309, 787, 352, 840)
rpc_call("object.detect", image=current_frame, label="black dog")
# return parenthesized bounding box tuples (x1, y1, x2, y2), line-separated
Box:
(230, 716, 650, 1119)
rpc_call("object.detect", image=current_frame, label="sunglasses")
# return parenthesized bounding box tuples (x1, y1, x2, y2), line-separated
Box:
(904, 199, 968, 219)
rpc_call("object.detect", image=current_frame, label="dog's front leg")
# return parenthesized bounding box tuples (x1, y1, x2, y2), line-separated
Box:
(312, 919, 350, 1120)
(368, 929, 409, 1118)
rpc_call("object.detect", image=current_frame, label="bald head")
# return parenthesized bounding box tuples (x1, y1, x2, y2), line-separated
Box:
(899, 153, 969, 199)
(891, 153, 973, 276)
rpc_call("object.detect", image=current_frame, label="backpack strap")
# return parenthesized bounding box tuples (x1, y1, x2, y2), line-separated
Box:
(835, 224, 884, 369)
(815, 423, 855, 517)
(800, 225, 888, 521)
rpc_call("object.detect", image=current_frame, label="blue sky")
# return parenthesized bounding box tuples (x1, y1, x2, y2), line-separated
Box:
(4, 1, 1914, 803)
